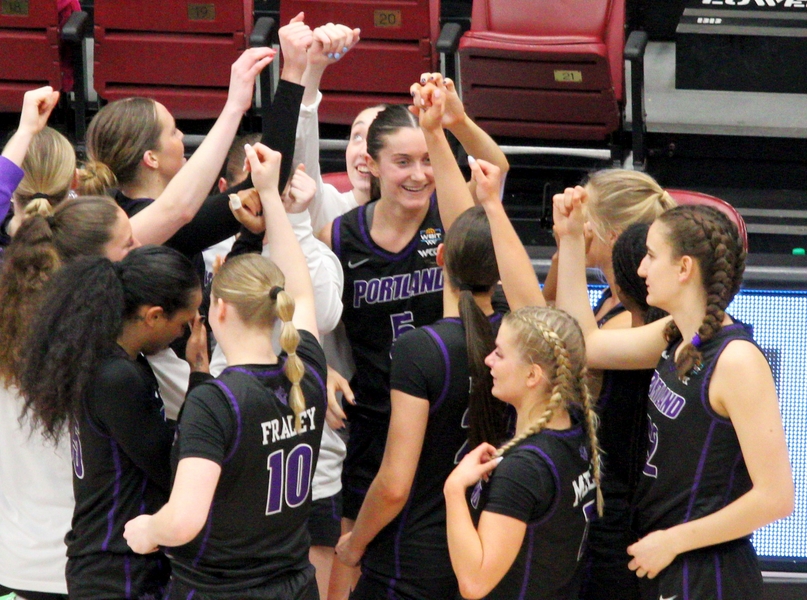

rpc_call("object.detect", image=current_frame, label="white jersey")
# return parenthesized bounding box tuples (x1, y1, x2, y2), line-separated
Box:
(0, 385, 73, 594)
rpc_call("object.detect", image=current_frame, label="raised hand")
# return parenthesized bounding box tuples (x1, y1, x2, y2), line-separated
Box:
(281, 164, 316, 214)
(469, 157, 502, 205)
(225, 47, 276, 114)
(279, 12, 313, 83)
(552, 185, 588, 239)
(308, 23, 361, 69)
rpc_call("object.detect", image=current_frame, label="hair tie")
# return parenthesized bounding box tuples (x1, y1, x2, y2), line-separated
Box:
(45, 215, 56, 227)
(459, 282, 491, 294)
(31, 192, 50, 201)
(269, 285, 284, 301)
(691, 333, 702, 348)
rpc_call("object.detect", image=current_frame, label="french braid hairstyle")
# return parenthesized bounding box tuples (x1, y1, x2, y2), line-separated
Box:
(211, 254, 306, 432)
(496, 306, 603, 516)
(365, 104, 417, 202)
(657, 205, 746, 380)
(443, 206, 508, 447)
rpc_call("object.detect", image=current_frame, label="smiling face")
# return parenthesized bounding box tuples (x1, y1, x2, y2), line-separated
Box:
(346, 106, 384, 197)
(367, 126, 434, 211)
(638, 220, 681, 311)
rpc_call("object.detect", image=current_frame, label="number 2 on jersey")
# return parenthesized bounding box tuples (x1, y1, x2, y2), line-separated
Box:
(265, 444, 314, 515)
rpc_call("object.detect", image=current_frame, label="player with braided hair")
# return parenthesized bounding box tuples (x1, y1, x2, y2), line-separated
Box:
(124, 143, 325, 599)
(554, 188, 793, 600)
(443, 305, 602, 600)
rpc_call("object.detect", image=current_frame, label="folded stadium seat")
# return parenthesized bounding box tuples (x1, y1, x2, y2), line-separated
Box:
(456, 0, 648, 167)
(92, 0, 272, 121)
(280, 0, 441, 125)
(0, 0, 88, 138)
(322, 171, 352, 193)
(667, 189, 749, 252)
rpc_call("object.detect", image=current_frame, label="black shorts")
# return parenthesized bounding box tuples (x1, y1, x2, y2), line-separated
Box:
(638, 538, 762, 600)
(66, 551, 169, 600)
(342, 418, 387, 521)
(308, 492, 343, 547)
(580, 492, 640, 600)
(166, 565, 318, 600)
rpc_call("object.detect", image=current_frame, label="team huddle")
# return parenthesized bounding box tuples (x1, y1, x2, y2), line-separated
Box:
(0, 13, 794, 600)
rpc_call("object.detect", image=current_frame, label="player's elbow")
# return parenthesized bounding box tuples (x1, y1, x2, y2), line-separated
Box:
(168, 511, 207, 546)
(457, 575, 495, 600)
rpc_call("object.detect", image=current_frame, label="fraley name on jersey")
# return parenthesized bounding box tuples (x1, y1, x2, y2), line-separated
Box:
(261, 407, 318, 445)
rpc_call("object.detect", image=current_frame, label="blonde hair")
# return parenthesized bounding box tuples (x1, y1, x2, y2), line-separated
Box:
(78, 97, 162, 196)
(212, 254, 306, 431)
(585, 169, 676, 243)
(15, 127, 75, 212)
(497, 306, 603, 516)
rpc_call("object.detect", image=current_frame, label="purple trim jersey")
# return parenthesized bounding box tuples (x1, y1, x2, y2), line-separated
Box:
(66, 348, 173, 594)
(167, 331, 327, 594)
(635, 321, 756, 536)
(472, 423, 596, 600)
(358, 315, 504, 599)
(331, 197, 445, 424)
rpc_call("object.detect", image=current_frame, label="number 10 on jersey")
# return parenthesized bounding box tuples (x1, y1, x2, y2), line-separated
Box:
(266, 444, 314, 515)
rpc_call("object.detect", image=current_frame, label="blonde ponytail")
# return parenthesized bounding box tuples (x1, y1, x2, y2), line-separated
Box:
(275, 288, 306, 432)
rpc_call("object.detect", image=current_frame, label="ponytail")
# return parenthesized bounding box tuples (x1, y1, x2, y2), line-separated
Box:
(20, 245, 200, 442)
(212, 254, 307, 431)
(20, 256, 124, 442)
(275, 287, 306, 432)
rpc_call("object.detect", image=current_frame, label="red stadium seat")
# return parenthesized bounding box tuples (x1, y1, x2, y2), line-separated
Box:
(667, 189, 749, 252)
(92, 0, 268, 120)
(280, 0, 441, 125)
(322, 171, 352, 193)
(457, 0, 648, 166)
(0, 0, 88, 133)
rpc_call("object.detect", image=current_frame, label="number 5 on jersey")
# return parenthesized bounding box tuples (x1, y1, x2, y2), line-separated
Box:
(265, 444, 314, 515)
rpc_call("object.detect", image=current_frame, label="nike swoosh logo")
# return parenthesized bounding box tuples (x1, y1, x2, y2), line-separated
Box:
(659, 595, 677, 600)
(348, 258, 370, 269)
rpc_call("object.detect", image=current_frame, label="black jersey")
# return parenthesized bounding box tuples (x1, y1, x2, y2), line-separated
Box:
(635, 321, 756, 536)
(360, 314, 504, 600)
(471, 421, 596, 600)
(331, 197, 445, 424)
(167, 331, 327, 594)
(67, 347, 172, 559)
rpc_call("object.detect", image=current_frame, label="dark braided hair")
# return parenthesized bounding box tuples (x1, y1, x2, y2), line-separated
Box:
(656, 205, 746, 380)
(443, 206, 508, 447)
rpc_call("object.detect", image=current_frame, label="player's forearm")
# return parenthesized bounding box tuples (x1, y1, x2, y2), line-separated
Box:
(444, 482, 488, 598)
(665, 486, 794, 557)
(423, 127, 474, 230)
(483, 199, 544, 310)
(448, 115, 508, 176)
(350, 473, 410, 552)
(147, 501, 207, 548)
